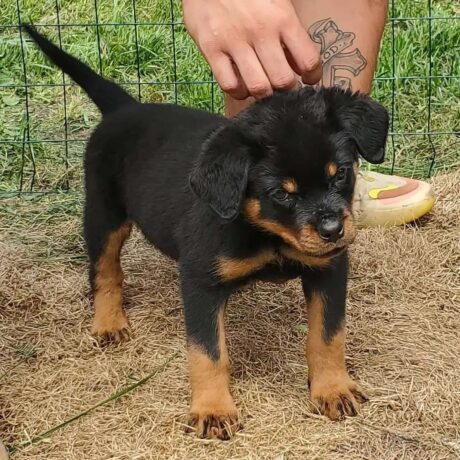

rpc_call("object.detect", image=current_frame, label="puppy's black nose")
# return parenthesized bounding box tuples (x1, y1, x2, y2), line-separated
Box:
(317, 218, 343, 242)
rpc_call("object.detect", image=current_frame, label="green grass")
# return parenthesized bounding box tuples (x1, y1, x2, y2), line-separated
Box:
(0, 0, 459, 195)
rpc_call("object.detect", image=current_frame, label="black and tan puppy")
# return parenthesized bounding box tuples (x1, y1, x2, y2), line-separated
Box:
(26, 25, 389, 440)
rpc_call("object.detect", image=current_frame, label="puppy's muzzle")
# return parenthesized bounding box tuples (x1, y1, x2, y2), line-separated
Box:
(317, 216, 344, 243)
(298, 212, 356, 257)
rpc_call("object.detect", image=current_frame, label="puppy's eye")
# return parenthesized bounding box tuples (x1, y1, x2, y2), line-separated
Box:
(336, 166, 347, 181)
(272, 190, 290, 201)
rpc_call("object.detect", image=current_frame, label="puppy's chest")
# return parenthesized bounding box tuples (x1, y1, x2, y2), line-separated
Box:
(215, 247, 330, 283)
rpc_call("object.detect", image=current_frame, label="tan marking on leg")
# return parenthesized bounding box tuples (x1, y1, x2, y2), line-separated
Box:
(186, 310, 240, 440)
(91, 222, 132, 344)
(306, 293, 368, 420)
(216, 250, 276, 281)
(282, 178, 298, 194)
(326, 162, 338, 177)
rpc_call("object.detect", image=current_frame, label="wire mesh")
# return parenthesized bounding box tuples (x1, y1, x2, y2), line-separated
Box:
(0, 0, 459, 197)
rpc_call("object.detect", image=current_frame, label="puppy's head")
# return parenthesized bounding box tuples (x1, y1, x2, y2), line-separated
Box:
(190, 87, 389, 256)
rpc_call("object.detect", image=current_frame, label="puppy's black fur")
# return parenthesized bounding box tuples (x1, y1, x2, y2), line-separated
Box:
(26, 25, 389, 439)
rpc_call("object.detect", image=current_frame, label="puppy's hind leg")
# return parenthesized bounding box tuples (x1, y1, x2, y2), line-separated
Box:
(85, 194, 132, 345)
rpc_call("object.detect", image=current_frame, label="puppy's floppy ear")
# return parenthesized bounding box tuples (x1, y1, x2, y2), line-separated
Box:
(338, 96, 389, 164)
(190, 124, 251, 221)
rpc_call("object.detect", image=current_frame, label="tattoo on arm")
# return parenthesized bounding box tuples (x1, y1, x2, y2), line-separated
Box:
(308, 18, 367, 91)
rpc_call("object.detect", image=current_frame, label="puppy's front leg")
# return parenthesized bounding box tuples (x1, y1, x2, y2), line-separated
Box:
(180, 273, 240, 440)
(302, 254, 368, 420)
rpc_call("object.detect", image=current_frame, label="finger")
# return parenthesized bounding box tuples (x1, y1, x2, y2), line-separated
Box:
(207, 52, 249, 99)
(282, 27, 322, 85)
(229, 61, 251, 100)
(231, 46, 272, 99)
(254, 40, 298, 91)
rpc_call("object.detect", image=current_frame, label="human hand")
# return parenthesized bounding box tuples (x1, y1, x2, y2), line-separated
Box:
(182, 0, 321, 100)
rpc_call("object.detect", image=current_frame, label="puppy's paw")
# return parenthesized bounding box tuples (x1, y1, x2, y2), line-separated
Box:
(310, 372, 368, 420)
(185, 410, 241, 440)
(91, 312, 130, 345)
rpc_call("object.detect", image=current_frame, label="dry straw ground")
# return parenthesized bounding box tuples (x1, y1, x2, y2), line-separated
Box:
(1, 171, 459, 460)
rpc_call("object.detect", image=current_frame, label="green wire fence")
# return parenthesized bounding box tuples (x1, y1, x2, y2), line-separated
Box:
(0, 0, 459, 197)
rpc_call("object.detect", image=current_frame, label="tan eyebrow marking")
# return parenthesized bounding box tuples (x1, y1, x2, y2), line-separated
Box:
(326, 162, 338, 177)
(282, 178, 298, 193)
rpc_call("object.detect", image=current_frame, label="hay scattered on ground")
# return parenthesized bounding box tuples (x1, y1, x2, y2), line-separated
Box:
(0, 171, 459, 460)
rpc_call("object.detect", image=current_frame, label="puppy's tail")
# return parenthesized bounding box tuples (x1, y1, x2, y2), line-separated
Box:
(23, 24, 136, 115)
